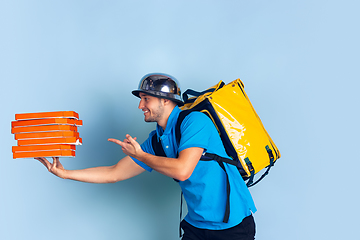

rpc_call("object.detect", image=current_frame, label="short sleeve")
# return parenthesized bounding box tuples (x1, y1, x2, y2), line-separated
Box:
(178, 112, 215, 153)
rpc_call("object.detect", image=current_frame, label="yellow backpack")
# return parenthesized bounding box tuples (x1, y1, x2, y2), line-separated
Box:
(179, 79, 281, 187)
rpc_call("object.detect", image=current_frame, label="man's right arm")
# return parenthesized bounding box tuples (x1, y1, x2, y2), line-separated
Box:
(35, 156, 145, 183)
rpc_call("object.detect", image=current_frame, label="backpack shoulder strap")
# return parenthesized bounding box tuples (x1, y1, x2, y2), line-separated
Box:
(175, 110, 238, 167)
(174, 109, 233, 223)
(151, 109, 192, 158)
(151, 133, 166, 157)
(174, 109, 192, 146)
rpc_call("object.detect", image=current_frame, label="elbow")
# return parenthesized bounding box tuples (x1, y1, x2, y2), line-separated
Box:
(105, 165, 123, 183)
(106, 174, 121, 184)
(176, 176, 189, 182)
(175, 170, 192, 182)
(107, 179, 118, 184)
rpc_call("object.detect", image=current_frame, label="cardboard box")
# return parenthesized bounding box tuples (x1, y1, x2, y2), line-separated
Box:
(12, 111, 82, 159)
(11, 125, 78, 134)
(12, 144, 76, 152)
(15, 111, 79, 120)
(11, 118, 82, 128)
(17, 137, 82, 146)
(13, 150, 76, 159)
(15, 131, 79, 140)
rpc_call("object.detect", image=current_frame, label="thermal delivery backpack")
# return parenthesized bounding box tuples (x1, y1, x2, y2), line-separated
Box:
(152, 78, 280, 187)
(179, 79, 281, 187)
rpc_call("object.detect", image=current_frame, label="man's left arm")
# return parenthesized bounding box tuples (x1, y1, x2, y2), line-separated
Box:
(108, 134, 203, 181)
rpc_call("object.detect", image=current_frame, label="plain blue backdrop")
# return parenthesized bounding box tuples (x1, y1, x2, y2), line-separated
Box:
(1, 0, 359, 239)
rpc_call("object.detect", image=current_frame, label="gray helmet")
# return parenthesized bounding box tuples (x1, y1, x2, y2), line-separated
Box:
(132, 73, 184, 106)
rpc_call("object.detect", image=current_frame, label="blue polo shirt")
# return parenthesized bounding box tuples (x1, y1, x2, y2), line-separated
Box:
(131, 106, 256, 230)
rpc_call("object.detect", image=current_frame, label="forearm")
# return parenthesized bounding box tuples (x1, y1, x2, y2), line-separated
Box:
(135, 147, 203, 181)
(137, 152, 185, 180)
(61, 156, 145, 183)
(63, 165, 118, 183)
(108, 136, 203, 181)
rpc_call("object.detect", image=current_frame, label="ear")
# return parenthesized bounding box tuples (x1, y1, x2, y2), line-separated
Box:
(162, 98, 176, 107)
(162, 98, 170, 105)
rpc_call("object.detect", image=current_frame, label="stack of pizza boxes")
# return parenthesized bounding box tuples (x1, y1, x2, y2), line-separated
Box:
(11, 111, 82, 159)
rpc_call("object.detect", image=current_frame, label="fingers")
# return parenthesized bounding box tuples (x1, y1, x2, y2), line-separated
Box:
(125, 134, 140, 146)
(126, 134, 134, 142)
(52, 157, 60, 168)
(52, 157, 59, 163)
(125, 134, 141, 149)
(35, 157, 52, 170)
(126, 135, 137, 141)
(108, 138, 124, 146)
(108, 136, 137, 145)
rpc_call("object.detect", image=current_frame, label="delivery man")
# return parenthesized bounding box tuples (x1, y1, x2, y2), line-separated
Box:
(36, 73, 257, 240)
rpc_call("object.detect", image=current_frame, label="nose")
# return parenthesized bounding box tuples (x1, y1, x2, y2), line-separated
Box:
(138, 99, 144, 109)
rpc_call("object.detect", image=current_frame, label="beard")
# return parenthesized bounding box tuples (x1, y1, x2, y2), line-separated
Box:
(144, 104, 164, 123)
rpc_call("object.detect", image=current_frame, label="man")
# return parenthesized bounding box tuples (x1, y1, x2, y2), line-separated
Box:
(36, 73, 257, 240)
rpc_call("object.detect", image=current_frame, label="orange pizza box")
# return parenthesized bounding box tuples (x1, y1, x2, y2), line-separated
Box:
(13, 149, 76, 159)
(12, 111, 83, 159)
(12, 118, 83, 128)
(17, 137, 82, 146)
(15, 131, 79, 140)
(15, 111, 79, 120)
(12, 144, 76, 153)
(11, 125, 78, 134)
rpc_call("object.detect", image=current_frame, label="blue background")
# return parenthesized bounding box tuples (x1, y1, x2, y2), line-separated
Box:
(1, 0, 359, 239)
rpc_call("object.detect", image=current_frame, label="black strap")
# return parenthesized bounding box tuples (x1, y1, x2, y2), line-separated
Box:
(152, 134, 180, 182)
(174, 110, 191, 145)
(246, 145, 275, 187)
(244, 157, 255, 187)
(151, 134, 166, 157)
(182, 89, 214, 103)
(176, 110, 234, 223)
(182, 81, 226, 103)
(179, 191, 184, 238)
(217, 161, 231, 223)
(200, 153, 234, 223)
(201, 153, 240, 168)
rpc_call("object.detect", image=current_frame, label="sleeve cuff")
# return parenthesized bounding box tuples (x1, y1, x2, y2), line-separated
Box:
(130, 156, 153, 172)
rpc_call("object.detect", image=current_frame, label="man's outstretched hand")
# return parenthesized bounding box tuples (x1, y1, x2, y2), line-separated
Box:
(35, 157, 67, 179)
(108, 134, 142, 159)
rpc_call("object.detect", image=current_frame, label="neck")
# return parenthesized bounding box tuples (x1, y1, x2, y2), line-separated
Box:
(158, 105, 176, 130)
